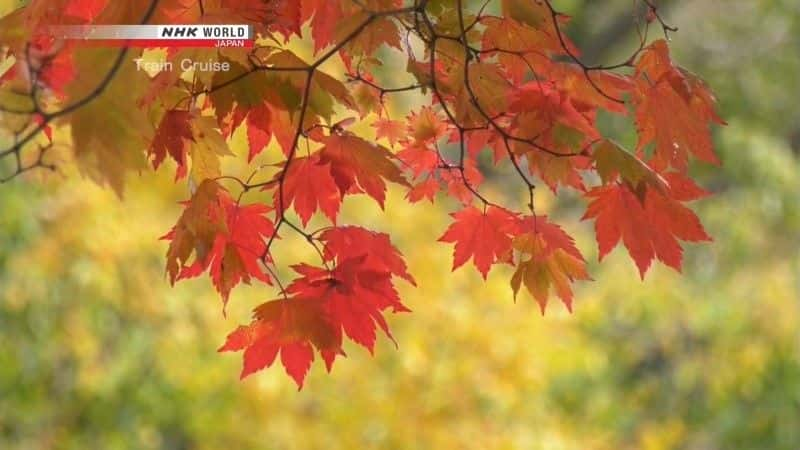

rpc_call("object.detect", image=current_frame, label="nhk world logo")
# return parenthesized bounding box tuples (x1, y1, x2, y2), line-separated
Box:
(49, 24, 254, 48)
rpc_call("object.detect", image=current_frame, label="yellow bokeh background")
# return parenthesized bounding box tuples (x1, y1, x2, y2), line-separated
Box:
(1, 1, 799, 449)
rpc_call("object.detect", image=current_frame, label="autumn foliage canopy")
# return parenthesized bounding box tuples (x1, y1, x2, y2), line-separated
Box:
(0, 0, 724, 388)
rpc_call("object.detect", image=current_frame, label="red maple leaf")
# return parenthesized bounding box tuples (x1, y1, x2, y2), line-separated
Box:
(163, 181, 274, 304)
(373, 117, 405, 147)
(633, 40, 725, 172)
(221, 255, 409, 388)
(320, 226, 416, 286)
(302, 0, 345, 52)
(219, 296, 337, 387)
(245, 104, 273, 161)
(64, 0, 108, 22)
(510, 81, 599, 140)
(149, 110, 193, 176)
(440, 159, 484, 205)
(463, 129, 507, 164)
(398, 142, 439, 178)
(406, 177, 439, 204)
(511, 216, 590, 313)
(439, 205, 521, 278)
(317, 132, 409, 208)
(163, 181, 228, 285)
(290, 258, 408, 351)
(407, 106, 447, 144)
(582, 182, 711, 277)
(205, 195, 275, 304)
(275, 154, 342, 226)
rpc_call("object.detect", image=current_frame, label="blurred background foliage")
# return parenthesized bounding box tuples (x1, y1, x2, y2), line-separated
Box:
(1, 1, 799, 449)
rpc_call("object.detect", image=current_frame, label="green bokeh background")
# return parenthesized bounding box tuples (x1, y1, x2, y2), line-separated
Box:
(1, 1, 798, 449)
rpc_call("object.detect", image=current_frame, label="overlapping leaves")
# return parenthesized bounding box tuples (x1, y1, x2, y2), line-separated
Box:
(0, 0, 724, 388)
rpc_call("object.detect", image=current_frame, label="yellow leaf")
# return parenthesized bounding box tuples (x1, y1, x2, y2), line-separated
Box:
(189, 115, 232, 184)
(0, 80, 33, 113)
(502, 0, 548, 28)
(66, 48, 152, 197)
(166, 179, 227, 283)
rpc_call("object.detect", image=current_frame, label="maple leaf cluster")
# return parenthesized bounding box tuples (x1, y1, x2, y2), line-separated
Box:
(0, 0, 724, 388)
